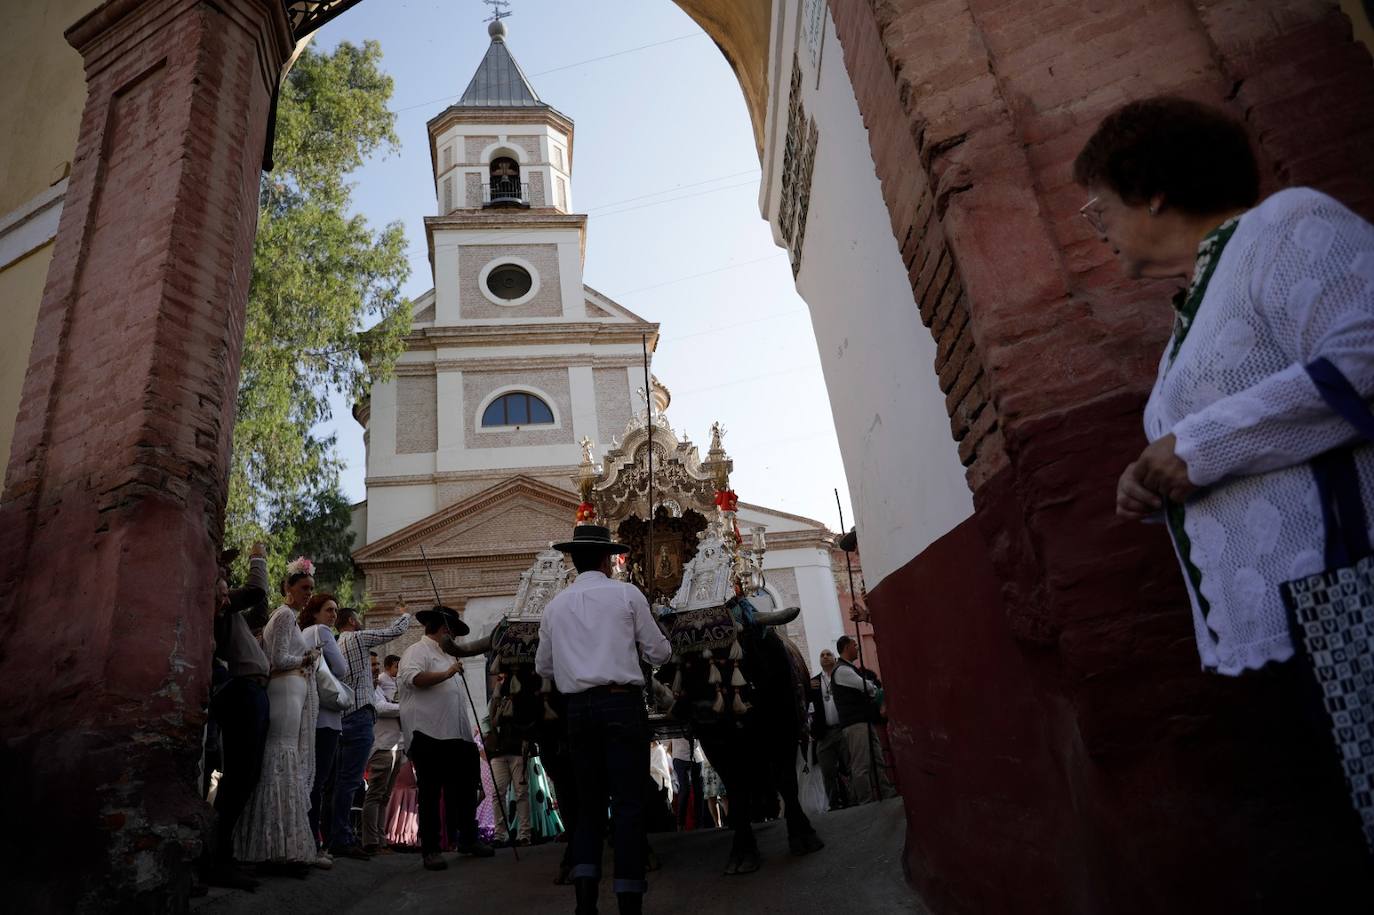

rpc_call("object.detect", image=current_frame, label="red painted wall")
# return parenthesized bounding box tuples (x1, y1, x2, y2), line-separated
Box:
(871, 494, 1374, 914)
(832, 0, 1374, 910)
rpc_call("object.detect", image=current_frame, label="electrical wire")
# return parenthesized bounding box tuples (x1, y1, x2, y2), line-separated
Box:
(393, 33, 705, 114)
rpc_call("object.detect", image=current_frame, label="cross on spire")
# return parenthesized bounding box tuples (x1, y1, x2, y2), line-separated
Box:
(483, 0, 512, 22)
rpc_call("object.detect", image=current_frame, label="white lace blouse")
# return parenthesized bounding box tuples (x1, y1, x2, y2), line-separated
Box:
(1144, 187, 1374, 675)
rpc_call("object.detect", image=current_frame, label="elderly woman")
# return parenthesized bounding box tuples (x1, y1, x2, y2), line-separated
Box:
(1076, 96, 1374, 848)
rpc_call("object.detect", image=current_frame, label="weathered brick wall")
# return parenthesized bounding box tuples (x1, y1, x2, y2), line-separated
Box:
(594, 366, 632, 440)
(463, 134, 499, 163)
(462, 367, 575, 446)
(0, 1, 293, 910)
(831, 0, 1374, 911)
(395, 374, 438, 453)
(458, 243, 563, 318)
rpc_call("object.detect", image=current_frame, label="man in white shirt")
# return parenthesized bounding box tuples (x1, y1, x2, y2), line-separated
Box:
(361, 653, 402, 855)
(809, 648, 849, 810)
(397, 605, 495, 871)
(536, 525, 671, 915)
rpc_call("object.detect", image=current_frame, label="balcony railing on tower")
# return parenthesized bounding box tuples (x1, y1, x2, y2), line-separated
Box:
(484, 178, 529, 207)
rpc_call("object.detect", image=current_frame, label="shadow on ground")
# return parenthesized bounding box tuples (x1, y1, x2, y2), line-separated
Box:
(193, 798, 927, 914)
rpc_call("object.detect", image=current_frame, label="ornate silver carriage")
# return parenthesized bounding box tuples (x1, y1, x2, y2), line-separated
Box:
(487, 377, 780, 738)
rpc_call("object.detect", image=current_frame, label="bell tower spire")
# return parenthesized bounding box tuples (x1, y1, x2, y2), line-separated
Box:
(425, 6, 574, 218)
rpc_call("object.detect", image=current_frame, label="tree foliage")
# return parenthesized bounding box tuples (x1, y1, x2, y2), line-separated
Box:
(225, 40, 409, 593)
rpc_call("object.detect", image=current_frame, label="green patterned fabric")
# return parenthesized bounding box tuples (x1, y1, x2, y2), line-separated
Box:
(1162, 215, 1242, 640)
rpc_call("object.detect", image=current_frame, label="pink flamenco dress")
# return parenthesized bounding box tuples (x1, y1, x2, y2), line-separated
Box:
(385, 759, 421, 850)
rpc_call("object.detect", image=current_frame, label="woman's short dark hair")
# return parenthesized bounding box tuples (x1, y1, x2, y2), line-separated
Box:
(298, 592, 337, 629)
(1073, 96, 1260, 214)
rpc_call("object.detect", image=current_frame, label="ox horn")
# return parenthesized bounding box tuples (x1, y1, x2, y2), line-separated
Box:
(755, 605, 801, 627)
(445, 633, 494, 657)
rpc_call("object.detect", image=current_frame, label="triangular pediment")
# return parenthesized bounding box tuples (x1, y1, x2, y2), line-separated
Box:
(412, 289, 436, 324)
(354, 475, 578, 565)
(583, 284, 653, 325)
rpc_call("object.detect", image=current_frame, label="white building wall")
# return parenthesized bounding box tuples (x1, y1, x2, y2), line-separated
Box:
(367, 483, 437, 542)
(764, 545, 844, 670)
(760, 0, 974, 589)
(461, 594, 518, 719)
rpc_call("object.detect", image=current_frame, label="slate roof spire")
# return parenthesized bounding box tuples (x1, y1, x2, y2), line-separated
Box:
(457, 17, 546, 108)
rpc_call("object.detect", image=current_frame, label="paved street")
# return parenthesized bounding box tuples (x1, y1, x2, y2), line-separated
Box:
(193, 799, 926, 914)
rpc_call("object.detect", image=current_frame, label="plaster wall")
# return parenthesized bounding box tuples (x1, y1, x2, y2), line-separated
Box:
(366, 483, 439, 542)
(765, 544, 846, 674)
(0, 0, 101, 490)
(0, 245, 54, 488)
(760, 0, 973, 588)
(457, 594, 518, 716)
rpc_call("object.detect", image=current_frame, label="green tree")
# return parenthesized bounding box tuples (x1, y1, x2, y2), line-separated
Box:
(226, 40, 410, 590)
(274, 486, 363, 606)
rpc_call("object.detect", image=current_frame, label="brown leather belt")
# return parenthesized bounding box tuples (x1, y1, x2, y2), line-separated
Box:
(583, 683, 639, 695)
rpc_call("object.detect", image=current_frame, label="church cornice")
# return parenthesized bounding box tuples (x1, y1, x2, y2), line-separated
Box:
(425, 212, 587, 267)
(427, 107, 575, 179)
(365, 466, 580, 489)
(406, 322, 660, 350)
(391, 353, 650, 376)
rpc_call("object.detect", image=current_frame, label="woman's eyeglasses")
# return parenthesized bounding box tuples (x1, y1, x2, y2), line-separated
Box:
(1080, 196, 1107, 234)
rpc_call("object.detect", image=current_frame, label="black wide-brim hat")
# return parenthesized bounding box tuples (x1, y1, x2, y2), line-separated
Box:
(414, 604, 470, 636)
(553, 524, 629, 555)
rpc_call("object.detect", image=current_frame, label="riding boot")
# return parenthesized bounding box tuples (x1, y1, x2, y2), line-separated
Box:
(574, 877, 599, 915)
(616, 891, 643, 915)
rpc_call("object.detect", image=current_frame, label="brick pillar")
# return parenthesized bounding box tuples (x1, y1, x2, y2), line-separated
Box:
(830, 1, 1374, 912)
(0, 0, 292, 910)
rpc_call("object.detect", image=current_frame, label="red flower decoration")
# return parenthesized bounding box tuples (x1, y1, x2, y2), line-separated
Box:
(576, 502, 597, 523)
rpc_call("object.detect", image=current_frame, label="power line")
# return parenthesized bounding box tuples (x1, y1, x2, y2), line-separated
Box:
(613, 253, 786, 298)
(673, 365, 812, 397)
(591, 179, 760, 220)
(393, 33, 704, 114)
(585, 169, 759, 213)
(662, 307, 809, 343)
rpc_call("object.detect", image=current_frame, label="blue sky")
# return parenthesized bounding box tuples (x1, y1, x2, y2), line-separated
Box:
(315, 0, 853, 529)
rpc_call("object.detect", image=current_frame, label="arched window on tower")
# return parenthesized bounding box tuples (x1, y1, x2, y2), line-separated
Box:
(486, 156, 526, 207)
(482, 391, 555, 428)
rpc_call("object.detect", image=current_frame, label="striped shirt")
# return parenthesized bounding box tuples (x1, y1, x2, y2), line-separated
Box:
(338, 613, 413, 715)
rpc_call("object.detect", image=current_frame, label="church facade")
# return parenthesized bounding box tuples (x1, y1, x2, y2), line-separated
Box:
(349, 21, 857, 710)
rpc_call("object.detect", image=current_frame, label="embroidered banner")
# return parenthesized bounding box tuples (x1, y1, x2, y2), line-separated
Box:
(491, 619, 541, 664)
(664, 606, 738, 655)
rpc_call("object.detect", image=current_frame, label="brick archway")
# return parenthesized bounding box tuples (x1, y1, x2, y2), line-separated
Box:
(0, 2, 772, 910)
(4, 0, 1374, 912)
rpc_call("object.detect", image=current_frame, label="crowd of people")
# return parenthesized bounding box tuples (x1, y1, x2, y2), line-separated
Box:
(205, 546, 523, 890)
(203, 529, 894, 908)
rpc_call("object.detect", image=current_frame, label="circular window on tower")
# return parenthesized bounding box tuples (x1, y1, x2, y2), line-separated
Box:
(486, 264, 533, 301)
(477, 256, 541, 307)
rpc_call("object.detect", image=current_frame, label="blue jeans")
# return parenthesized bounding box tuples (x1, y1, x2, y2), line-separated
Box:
(567, 688, 648, 895)
(310, 726, 340, 847)
(329, 706, 376, 851)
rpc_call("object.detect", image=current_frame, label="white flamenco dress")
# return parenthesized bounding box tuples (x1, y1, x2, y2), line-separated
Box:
(233, 605, 319, 863)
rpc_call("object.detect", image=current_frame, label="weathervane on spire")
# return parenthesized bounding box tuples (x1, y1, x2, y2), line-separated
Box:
(483, 0, 512, 22)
